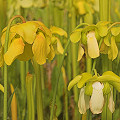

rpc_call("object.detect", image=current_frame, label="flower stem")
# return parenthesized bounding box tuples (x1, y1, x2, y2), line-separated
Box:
(71, 6, 79, 120)
(99, 0, 111, 120)
(20, 61, 25, 94)
(50, 39, 71, 120)
(26, 74, 35, 120)
(3, 15, 25, 120)
(32, 60, 43, 120)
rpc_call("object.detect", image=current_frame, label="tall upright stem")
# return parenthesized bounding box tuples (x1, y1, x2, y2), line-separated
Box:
(99, 0, 112, 120)
(32, 60, 43, 120)
(50, 39, 71, 120)
(20, 61, 25, 94)
(3, 15, 25, 120)
(84, 11, 93, 120)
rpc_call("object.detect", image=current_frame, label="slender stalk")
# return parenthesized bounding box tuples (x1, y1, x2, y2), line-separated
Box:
(62, 67, 68, 120)
(70, 3, 80, 119)
(20, 61, 25, 94)
(26, 74, 35, 120)
(86, 57, 92, 120)
(26, 61, 29, 73)
(99, 0, 111, 120)
(50, 14, 90, 120)
(84, 11, 93, 120)
(32, 60, 43, 120)
(50, 39, 71, 120)
(3, 15, 25, 120)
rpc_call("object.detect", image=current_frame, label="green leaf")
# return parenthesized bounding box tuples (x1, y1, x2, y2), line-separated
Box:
(70, 29, 82, 43)
(85, 82, 93, 96)
(113, 109, 120, 120)
(68, 75, 81, 91)
(102, 82, 111, 95)
(77, 73, 92, 88)
(111, 27, 120, 36)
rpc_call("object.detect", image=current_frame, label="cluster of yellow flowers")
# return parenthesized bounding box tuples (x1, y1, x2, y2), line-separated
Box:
(0, 21, 67, 67)
(70, 21, 120, 61)
(69, 21, 120, 114)
(1, 17, 120, 116)
(68, 71, 120, 114)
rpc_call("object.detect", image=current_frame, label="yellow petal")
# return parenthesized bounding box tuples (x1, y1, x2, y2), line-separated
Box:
(78, 87, 90, 114)
(109, 36, 118, 61)
(12, 21, 39, 44)
(47, 45, 55, 61)
(70, 29, 82, 43)
(87, 31, 99, 58)
(4, 38, 25, 65)
(32, 32, 47, 65)
(0, 84, 4, 93)
(1, 32, 16, 46)
(10, 84, 17, 120)
(90, 82, 104, 114)
(68, 75, 82, 91)
(33, 21, 52, 37)
(17, 43, 33, 61)
(108, 91, 115, 113)
(100, 41, 108, 54)
(50, 26, 67, 37)
(0, 47, 4, 67)
(57, 38, 64, 54)
(77, 73, 92, 88)
(77, 44, 84, 61)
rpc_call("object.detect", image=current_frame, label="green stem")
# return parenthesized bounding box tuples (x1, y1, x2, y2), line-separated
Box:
(99, 0, 111, 120)
(84, 12, 93, 120)
(26, 61, 29, 73)
(20, 61, 25, 94)
(40, 66, 44, 90)
(3, 15, 25, 120)
(71, 5, 80, 119)
(26, 74, 35, 120)
(99, 0, 110, 21)
(50, 39, 71, 120)
(32, 60, 43, 120)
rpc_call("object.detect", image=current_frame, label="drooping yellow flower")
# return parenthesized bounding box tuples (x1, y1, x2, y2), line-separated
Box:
(70, 30, 100, 61)
(0, 21, 67, 66)
(86, 31, 99, 58)
(68, 71, 120, 114)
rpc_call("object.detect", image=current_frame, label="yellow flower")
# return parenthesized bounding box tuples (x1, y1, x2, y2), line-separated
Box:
(86, 31, 99, 58)
(68, 71, 120, 114)
(0, 21, 66, 66)
(70, 30, 100, 61)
